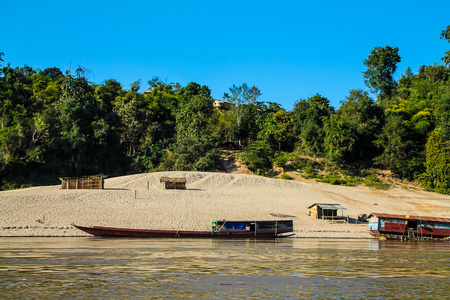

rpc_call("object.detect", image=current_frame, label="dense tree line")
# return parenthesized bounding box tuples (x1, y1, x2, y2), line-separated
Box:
(1, 25, 449, 193)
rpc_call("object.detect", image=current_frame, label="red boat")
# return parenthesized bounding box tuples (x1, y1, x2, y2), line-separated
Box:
(368, 213, 450, 240)
(73, 220, 294, 239)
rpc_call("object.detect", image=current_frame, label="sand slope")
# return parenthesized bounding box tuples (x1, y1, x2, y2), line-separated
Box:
(1, 171, 449, 238)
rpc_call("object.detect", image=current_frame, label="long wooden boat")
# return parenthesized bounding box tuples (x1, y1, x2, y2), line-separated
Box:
(73, 220, 294, 239)
(368, 213, 450, 240)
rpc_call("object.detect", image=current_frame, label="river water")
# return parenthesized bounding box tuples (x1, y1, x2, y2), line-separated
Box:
(0, 238, 448, 299)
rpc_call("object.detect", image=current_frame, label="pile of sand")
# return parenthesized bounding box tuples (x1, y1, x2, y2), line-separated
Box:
(1, 171, 449, 238)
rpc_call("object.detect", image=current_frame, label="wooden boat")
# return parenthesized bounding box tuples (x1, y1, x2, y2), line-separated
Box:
(368, 213, 450, 240)
(73, 220, 294, 239)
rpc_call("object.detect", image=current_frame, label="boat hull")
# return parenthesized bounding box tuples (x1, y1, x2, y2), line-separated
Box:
(73, 224, 293, 239)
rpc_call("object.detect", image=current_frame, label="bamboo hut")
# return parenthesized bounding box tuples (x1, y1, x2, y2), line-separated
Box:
(160, 177, 187, 189)
(60, 175, 104, 189)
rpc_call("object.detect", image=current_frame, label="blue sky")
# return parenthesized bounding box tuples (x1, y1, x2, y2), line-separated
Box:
(2, 1, 449, 110)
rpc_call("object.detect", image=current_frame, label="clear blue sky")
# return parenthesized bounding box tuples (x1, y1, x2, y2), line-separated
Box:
(2, 1, 449, 110)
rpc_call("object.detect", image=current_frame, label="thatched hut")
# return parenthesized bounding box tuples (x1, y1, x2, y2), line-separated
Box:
(60, 175, 104, 189)
(160, 177, 187, 190)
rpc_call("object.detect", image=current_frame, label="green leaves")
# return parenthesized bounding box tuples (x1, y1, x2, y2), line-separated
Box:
(419, 128, 450, 194)
(176, 82, 215, 140)
(257, 108, 293, 151)
(324, 90, 383, 164)
(224, 83, 262, 145)
(363, 46, 401, 98)
(172, 138, 220, 171)
(292, 94, 332, 155)
(440, 25, 450, 67)
(241, 141, 273, 172)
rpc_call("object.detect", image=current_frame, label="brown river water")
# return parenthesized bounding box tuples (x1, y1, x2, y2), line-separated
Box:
(0, 238, 449, 299)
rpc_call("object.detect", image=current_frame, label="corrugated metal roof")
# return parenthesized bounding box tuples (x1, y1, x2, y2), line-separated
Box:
(308, 203, 347, 210)
(369, 213, 450, 223)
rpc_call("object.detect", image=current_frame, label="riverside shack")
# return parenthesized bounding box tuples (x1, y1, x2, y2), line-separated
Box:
(160, 177, 187, 190)
(308, 203, 348, 222)
(368, 213, 450, 240)
(59, 175, 104, 189)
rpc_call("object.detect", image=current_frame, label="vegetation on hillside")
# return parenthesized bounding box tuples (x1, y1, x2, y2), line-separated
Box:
(1, 25, 449, 193)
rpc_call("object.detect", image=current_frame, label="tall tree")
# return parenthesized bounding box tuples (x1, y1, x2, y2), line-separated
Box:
(373, 115, 424, 179)
(174, 82, 219, 171)
(176, 82, 215, 140)
(440, 25, 450, 67)
(258, 108, 293, 151)
(144, 81, 178, 142)
(324, 90, 383, 163)
(363, 46, 401, 99)
(292, 94, 333, 155)
(419, 127, 450, 194)
(224, 83, 262, 145)
(51, 68, 102, 175)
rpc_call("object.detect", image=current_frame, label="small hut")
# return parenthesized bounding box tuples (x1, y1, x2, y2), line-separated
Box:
(60, 175, 104, 189)
(160, 177, 187, 190)
(308, 203, 347, 221)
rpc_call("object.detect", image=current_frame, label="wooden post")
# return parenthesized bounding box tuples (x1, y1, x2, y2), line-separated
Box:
(147, 181, 149, 190)
(134, 190, 137, 199)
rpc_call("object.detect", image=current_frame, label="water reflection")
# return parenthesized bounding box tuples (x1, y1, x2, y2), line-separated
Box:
(0, 238, 449, 299)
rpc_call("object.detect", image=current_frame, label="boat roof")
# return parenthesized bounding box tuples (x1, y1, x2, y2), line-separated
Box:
(307, 203, 347, 210)
(214, 220, 293, 223)
(368, 213, 450, 223)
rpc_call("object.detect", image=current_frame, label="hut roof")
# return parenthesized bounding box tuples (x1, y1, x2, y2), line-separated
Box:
(59, 174, 104, 180)
(160, 177, 187, 184)
(368, 213, 450, 223)
(307, 203, 347, 210)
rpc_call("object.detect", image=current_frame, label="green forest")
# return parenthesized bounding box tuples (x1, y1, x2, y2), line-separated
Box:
(1, 25, 450, 193)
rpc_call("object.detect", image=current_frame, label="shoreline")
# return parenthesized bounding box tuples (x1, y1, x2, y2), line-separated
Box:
(0, 227, 374, 239)
(1, 171, 449, 239)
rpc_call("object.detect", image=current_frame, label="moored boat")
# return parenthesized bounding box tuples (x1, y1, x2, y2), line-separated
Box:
(73, 220, 294, 238)
(368, 213, 450, 240)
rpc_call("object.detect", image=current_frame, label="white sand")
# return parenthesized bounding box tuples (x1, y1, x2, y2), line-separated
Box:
(1, 171, 450, 238)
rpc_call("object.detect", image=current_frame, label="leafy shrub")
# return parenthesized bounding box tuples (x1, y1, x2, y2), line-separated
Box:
(301, 165, 319, 179)
(272, 152, 289, 169)
(279, 172, 292, 180)
(345, 176, 362, 186)
(417, 128, 450, 194)
(290, 154, 320, 171)
(329, 177, 343, 185)
(172, 138, 221, 171)
(317, 174, 342, 184)
(242, 141, 274, 172)
(363, 174, 389, 190)
(2, 183, 18, 190)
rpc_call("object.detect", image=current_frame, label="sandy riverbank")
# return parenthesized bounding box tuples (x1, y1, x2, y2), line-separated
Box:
(1, 171, 450, 238)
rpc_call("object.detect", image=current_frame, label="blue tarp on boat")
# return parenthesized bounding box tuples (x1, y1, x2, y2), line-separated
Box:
(224, 222, 246, 229)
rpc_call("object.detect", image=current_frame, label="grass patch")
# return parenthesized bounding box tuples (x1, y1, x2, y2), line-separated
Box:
(345, 176, 362, 186)
(300, 166, 319, 179)
(315, 174, 363, 187)
(279, 172, 292, 180)
(317, 174, 344, 185)
(363, 174, 390, 190)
